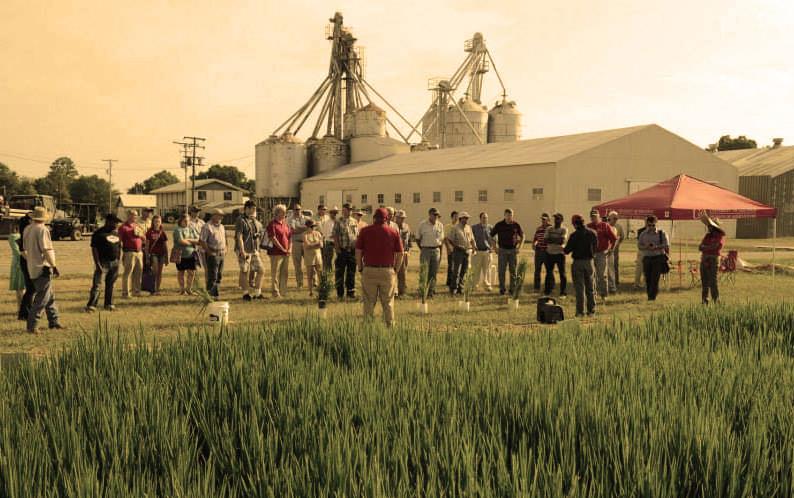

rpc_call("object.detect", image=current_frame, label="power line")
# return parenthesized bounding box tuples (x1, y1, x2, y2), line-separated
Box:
(182, 136, 205, 207)
(102, 159, 116, 214)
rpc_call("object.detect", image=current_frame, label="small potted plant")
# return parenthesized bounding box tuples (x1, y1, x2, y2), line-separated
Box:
(509, 259, 528, 310)
(317, 267, 333, 319)
(461, 259, 481, 312)
(192, 281, 229, 329)
(417, 262, 433, 314)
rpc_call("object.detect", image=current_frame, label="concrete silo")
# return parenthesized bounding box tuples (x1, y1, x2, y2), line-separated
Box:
(445, 99, 488, 147)
(255, 133, 309, 199)
(311, 136, 349, 175)
(488, 100, 521, 143)
(349, 104, 410, 162)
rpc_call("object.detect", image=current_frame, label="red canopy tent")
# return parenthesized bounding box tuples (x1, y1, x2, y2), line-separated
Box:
(594, 174, 779, 282)
(593, 174, 777, 220)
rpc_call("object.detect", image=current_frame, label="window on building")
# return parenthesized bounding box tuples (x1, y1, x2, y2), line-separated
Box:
(197, 191, 207, 201)
(532, 187, 544, 201)
(319, 195, 325, 206)
(377, 193, 384, 205)
(454, 190, 464, 202)
(433, 191, 441, 203)
(394, 193, 402, 204)
(478, 190, 488, 202)
(361, 194, 368, 205)
(413, 192, 421, 203)
(223, 191, 232, 201)
(587, 188, 602, 202)
(503, 189, 514, 201)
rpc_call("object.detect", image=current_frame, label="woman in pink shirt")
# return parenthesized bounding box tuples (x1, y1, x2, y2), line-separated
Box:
(145, 215, 169, 295)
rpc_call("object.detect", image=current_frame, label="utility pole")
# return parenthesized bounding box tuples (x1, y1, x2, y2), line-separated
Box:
(102, 159, 116, 215)
(173, 141, 190, 212)
(183, 136, 205, 206)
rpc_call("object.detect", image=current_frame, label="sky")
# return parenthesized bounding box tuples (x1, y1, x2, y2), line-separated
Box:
(1, 0, 793, 190)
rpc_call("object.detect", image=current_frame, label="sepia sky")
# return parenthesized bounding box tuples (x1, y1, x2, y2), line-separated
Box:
(1, 0, 793, 190)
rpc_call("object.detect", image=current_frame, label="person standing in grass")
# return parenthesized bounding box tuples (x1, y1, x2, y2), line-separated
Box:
(85, 214, 122, 312)
(698, 212, 725, 305)
(173, 214, 200, 295)
(320, 206, 338, 272)
(587, 209, 617, 303)
(607, 211, 625, 292)
(8, 225, 26, 309)
(23, 206, 63, 333)
(355, 208, 404, 327)
(16, 213, 34, 321)
(447, 212, 476, 295)
(266, 204, 292, 298)
(531, 213, 551, 292)
(287, 203, 309, 289)
(490, 208, 524, 296)
(564, 214, 597, 317)
(145, 215, 169, 295)
(119, 209, 145, 298)
(443, 211, 459, 289)
(543, 213, 568, 297)
(415, 207, 444, 298)
(303, 220, 324, 296)
(236, 200, 264, 301)
(471, 212, 495, 292)
(333, 203, 360, 299)
(394, 210, 412, 298)
(200, 208, 227, 298)
(637, 215, 669, 301)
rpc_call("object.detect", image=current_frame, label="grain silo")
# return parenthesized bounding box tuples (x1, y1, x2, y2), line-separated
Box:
(444, 99, 488, 147)
(349, 104, 411, 162)
(488, 99, 521, 143)
(311, 136, 349, 175)
(255, 133, 308, 199)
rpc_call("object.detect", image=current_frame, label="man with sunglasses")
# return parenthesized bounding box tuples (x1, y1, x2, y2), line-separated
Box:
(637, 215, 669, 301)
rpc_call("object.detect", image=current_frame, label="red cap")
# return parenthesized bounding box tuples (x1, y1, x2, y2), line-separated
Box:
(373, 208, 388, 223)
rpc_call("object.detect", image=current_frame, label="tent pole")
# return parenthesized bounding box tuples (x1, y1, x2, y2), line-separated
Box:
(772, 217, 777, 284)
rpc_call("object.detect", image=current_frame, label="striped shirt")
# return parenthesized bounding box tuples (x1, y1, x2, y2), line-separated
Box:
(532, 224, 550, 251)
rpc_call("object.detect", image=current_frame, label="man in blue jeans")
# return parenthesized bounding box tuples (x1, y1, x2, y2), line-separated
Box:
(200, 208, 227, 297)
(490, 208, 525, 295)
(22, 206, 63, 333)
(86, 214, 123, 312)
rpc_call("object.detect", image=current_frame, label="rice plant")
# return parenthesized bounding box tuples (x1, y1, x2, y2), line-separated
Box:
(511, 258, 529, 300)
(462, 258, 481, 303)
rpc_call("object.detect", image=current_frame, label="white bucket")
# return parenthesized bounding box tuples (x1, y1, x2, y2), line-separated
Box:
(420, 302, 429, 314)
(512, 299, 520, 310)
(463, 302, 471, 312)
(207, 301, 229, 326)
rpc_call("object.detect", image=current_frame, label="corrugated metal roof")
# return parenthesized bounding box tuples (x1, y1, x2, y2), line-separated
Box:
(150, 178, 247, 194)
(117, 194, 156, 206)
(304, 124, 654, 181)
(716, 146, 794, 177)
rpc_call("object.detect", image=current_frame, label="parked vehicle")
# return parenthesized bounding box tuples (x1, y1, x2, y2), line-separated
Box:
(0, 195, 56, 236)
(50, 203, 99, 241)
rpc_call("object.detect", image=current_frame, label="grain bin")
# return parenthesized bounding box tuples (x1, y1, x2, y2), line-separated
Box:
(311, 135, 349, 175)
(444, 98, 488, 147)
(350, 136, 410, 163)
(488, 100, 521, 143)
(255, 133, 308, 198)
(351, 103, 387, 137)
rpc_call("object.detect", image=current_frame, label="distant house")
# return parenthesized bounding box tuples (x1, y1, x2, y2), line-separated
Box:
(717, 138, 794, 238)
(115, 194, 157, 219)
(150, 179, 249, 222)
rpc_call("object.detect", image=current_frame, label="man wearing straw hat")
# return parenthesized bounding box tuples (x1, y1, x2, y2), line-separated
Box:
(200, 208, 227, 297)
(22, 206, 63, 333)
(698, 211, 725, 305)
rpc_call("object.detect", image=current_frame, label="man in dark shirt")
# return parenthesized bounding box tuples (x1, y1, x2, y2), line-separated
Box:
(86, 215, 123, 312)
(490, 208, 524, 295)
(564, 214, 598, 317)
(16, 213, 34, 320)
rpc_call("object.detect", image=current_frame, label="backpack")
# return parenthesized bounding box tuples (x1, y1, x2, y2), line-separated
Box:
(658, 230, 671, 274)
(537, 297, 565, 324)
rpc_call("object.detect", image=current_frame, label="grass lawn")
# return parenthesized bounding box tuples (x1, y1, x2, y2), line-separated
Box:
(1, 235, 793, 356)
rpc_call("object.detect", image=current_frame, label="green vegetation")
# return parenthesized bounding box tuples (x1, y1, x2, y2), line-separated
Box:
(2, 303, 793, 496)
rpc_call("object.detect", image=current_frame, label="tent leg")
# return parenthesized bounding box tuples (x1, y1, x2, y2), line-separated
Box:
(772, 217, 777, 284)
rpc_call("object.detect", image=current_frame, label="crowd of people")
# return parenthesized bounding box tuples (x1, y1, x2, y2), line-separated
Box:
(7, 200, 726, 332)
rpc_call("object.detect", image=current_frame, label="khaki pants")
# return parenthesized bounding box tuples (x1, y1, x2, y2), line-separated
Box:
(396, 253, 408, 296)
(472, 251, 493, 289)
(269, 254, 289, 297)
(122, 251, 143, 297)
(361, 267, 396, 327)
(291, 241, 304, 288)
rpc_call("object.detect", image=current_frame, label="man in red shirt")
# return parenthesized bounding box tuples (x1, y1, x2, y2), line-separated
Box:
(355, 208, 404, 327)
(698, 212, 725, 304)
(587, 209, 617, 302)
(118, 209, 145, 298)
(266, 204, 293, 298)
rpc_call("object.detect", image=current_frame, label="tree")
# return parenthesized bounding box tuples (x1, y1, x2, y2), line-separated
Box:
(69, 175, 117, 212)
(195, 164, 250, 191)
(717, 135, 757, 151)
(35, 157, 79, 205)
(128, 170, 180, 194)
(0, 162, 38, 197)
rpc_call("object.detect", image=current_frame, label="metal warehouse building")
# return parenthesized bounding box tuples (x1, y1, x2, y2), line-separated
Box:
(300, 124, 739, 239)
(717, 139, 794, 238)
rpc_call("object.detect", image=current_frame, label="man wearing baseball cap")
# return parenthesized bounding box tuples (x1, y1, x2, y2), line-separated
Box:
(587, 209, 617, 303)
(332, 203, 360, 299)
(564, 214, 598, 317)
(320, 206, 338, 272)
(200, 208, 227, 297)
(531, 213, 552, 292)
(86, 214, 123, 312)
(355, 207, 404, 327)
(414, 207, 445, 297)
(447, 211, 476, 295)
(393, 210, 412, 298)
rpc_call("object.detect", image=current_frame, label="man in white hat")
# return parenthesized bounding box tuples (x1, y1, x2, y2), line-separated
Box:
(22, 206, 63, 333)
(698, 212, 725, 305)
(447, 211, 476, 295)
(199, 208, 227, 297)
